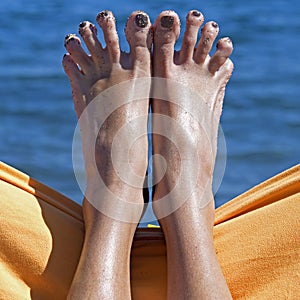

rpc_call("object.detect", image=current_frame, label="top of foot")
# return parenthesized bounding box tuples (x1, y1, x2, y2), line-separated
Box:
(62, 11, 153, 222)
(152, 10, 234, 216)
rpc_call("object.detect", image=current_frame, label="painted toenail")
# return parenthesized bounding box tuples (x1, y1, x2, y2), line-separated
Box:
(212, 22, 219, 28)
(161, 16, 174, 28)
(96, 10, 109, 22)
(79, 21, 87, 28)
(65, 34, 73, 40)
(135, 14, 148, 28)
(64, 35, 74, 47)
(192, 10, 201, 17)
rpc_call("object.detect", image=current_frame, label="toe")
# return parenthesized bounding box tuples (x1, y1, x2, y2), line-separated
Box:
(64, 34, 92, 74)
(153, 11, 180, 74)
(125, 11, 152, 72)
(179, 10, 204, 64)
(208, 37, 234, 75)
(62, 54, 86, 116)
(194, 21, 219, 64)
(62, 53, 83, 82)
(96, 10, 120, 64)
(78, 21, 105, 67)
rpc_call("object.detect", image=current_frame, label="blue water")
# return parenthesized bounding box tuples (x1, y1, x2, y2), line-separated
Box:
(0, 0, 299, 215)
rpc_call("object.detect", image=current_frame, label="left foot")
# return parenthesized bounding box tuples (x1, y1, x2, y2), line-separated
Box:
(63, 10, 152, 224)
(63, 10, 152, 299)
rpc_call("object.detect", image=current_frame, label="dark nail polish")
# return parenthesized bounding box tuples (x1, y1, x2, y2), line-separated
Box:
(192, 10, 201, 17)
(97, 10, 109, 22)
(65, 36, 75, 47)
(64, 35, 74, 47)
(79, 21, 87, 28)
(160, 16, 174, 28)
(135, 13, 148, 28)
(65, 34, 72, 40)
(212, 22, 219, 28)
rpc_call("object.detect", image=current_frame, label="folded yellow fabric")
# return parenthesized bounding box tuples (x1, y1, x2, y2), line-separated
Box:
(0, 161, 299, 299)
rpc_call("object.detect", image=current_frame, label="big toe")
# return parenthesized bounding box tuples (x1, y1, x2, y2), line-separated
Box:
(125, 11, 152, 73)
(153, 11, 180, 74)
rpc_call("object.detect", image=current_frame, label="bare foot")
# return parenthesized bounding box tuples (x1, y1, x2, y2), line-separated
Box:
(63, 11, 152, 299)
(63, 10, 152, 224)
(152, 10, 233, 299)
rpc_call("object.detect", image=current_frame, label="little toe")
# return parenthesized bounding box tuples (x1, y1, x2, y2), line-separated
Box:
(62, 54, 86, 115)
(96, 10, 120, 64)
(125, 11, 152, 71)
(208, 37, 234, 75)
(64, 34, 92, 74)
(194, 21, 219, 64)
(179, 10, 204, 64)
(78, 21, 105, 67)
(153, 11, 180, 74)
(62, 53, 83, 82)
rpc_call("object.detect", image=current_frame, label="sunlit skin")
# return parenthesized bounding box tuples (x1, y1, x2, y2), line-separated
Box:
(63, 9, 233, 300)
(152, 10, 233, 299)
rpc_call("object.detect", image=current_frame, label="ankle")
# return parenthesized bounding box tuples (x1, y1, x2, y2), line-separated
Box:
(83, 186, 144, 225)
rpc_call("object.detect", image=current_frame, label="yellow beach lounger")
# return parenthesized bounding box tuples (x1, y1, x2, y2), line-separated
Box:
(0, 161, 299, 299)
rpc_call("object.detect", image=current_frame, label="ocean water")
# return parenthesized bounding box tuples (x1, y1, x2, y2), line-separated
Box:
(0, 0, 299, 218)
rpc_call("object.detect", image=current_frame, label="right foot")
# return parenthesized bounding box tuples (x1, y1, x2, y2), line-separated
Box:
(152, 9, 234, 220)
(152, 10, 233, 299)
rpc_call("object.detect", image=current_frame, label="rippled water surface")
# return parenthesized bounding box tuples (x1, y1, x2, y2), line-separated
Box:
(0, 0, 299, 216)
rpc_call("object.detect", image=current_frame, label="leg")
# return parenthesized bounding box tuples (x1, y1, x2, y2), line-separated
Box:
(62, 10, 152, 299)
(152, 10, 233, 299)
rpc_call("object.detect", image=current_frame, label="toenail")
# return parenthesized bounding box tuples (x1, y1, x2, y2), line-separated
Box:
(192, 10, 201, 17)
(79, 21, 87, 28)
(212, 22, 219, 28)
(65, 34, 73, 40)
(160, 16, 174, 28)
(217, 37, 232, 49)
(135, 13, 148, 28)
(96, 10, 109, 22)
(64, 35, 74, 47)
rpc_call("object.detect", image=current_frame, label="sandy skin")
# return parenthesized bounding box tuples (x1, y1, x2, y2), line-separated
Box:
(152, 10, 233, 299)
(63, 10, 152, 299)
(63, 8, 233, 300)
